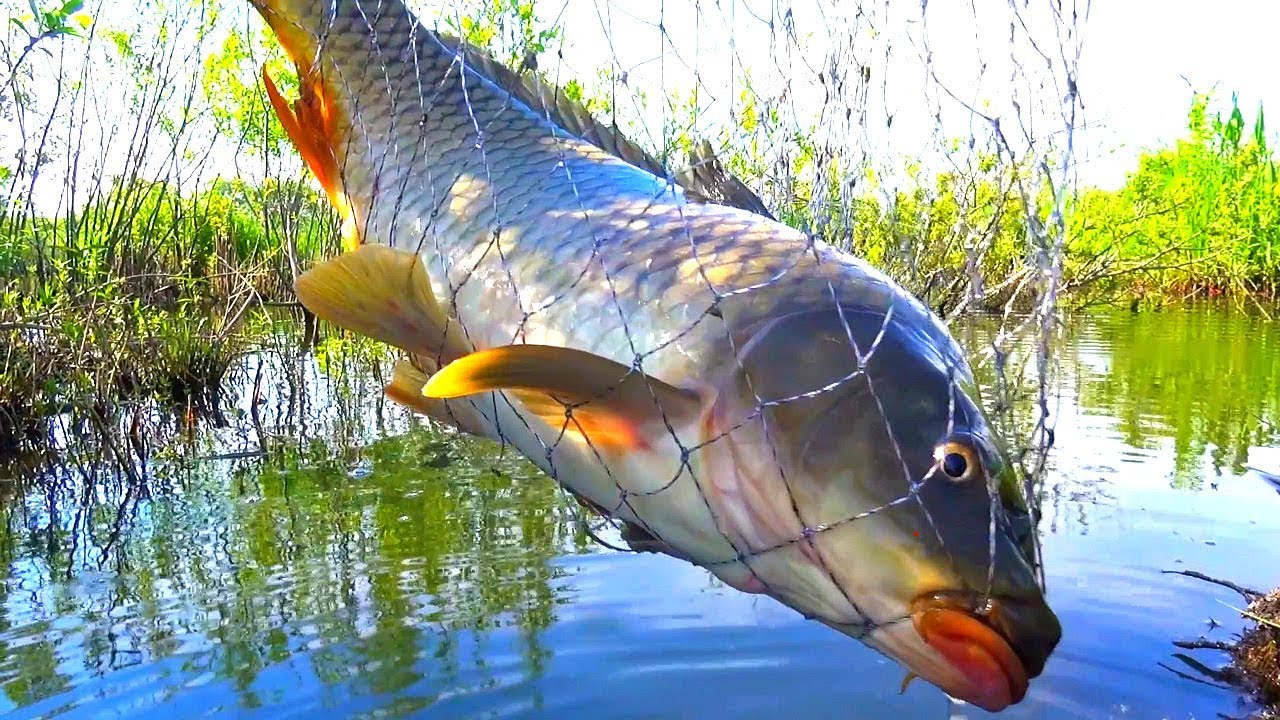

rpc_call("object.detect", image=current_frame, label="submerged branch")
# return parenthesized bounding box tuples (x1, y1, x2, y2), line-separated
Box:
(1163, 569, 1264, 601)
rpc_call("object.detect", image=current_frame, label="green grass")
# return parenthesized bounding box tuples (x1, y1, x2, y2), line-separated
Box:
(0, 176, 339, 452)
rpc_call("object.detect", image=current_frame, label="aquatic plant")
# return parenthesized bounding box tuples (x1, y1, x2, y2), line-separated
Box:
(1168, 572, 1280, 719)
(1236, 590, 1279, 715)
(1, 0, 339, 445)
(1069, 94, 1280, 305)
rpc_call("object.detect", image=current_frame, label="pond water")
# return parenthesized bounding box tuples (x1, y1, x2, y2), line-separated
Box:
(1, 306, 1278, 719)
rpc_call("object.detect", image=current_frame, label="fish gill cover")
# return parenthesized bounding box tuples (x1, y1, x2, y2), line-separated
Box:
(241, 0, 1083, 711)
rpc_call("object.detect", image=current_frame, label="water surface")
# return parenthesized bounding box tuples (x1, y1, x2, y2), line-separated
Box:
(2, 307, 1278, 719)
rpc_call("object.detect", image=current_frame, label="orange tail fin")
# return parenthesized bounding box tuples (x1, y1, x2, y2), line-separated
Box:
(262, 66, 359, 251)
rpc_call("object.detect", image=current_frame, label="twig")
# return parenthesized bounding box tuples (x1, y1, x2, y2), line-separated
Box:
(1173, 639, 1239, 652)
(1162, 569, 1264, 601)
(0, 322, 55, 331)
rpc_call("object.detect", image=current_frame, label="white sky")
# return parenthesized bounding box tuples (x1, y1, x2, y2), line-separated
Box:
(1076, 0, 1280, 186)
(536, 0, 1280, 189)
(4, 0, 1278, 215)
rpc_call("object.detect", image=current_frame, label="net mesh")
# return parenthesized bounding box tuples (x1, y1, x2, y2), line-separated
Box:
(0, 0, 1085, 634)
(267, 0, 1086, 632)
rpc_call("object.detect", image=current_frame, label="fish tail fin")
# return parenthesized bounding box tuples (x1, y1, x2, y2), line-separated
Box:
(253, 0, 365, 250)
(262, 64, 359, 252)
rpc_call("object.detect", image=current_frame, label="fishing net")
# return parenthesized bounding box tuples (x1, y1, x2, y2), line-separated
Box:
(298, 0, 1087, 630)
(1, 0, 1083, 638)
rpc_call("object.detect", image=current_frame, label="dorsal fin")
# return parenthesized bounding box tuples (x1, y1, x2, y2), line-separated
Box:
(677, 140, 775, 219)
(435, 34, 775, 221)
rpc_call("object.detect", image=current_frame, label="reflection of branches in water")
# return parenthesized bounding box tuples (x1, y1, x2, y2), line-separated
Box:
(953, 314, 1123, 530)
(1074, 310, 1280, 488)
(0, 323, 588, 711)
(1164, 569, 1280, 717)
(1158, 655, 1238, 691)
(1, 431, 578, 712)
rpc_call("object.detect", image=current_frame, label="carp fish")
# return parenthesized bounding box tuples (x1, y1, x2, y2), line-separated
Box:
(249, 0, 1062, 711)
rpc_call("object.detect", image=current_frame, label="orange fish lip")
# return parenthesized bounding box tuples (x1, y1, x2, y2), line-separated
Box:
(910, 601, 1030, 712)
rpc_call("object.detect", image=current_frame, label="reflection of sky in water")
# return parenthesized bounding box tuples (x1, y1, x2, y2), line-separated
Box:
(1, 308, 1278, 719)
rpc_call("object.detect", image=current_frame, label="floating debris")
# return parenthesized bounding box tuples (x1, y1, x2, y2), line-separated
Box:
(1165, 570, 1279, 718)
(1237, 590, 1280, 716)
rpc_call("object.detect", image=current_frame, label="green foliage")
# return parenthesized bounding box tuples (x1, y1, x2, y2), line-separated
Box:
(1, 0, 90, 117)
(202, 26, 294, 155)
(0, 173, 339, 446)
(1067, 94, 1280, 301)
(10, 0, 89, 41)
(439, 0, 561, 69)
(3, 176, 337, 302)
(3, 0, 1278, 448)
(689, 87, 1278, 310)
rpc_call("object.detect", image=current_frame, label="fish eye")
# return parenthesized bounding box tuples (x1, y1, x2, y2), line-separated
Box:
(935, 440, 981, 482)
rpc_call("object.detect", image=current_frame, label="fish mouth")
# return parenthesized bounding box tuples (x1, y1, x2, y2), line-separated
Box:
(909, 591, 1060, 712)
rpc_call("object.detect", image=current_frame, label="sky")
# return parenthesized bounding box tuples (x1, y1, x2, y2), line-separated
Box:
(1075, 0, 1280, 186)
(4, 0, 1279, 216)
(536, 0, 1280, 189)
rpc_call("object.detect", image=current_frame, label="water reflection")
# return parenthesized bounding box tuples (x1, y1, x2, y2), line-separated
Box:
(2, 427, 594, 716)
(0, 307, 1277, 718)
(1068, 309, 1279, 488)
(0, 331, 594, 717)
(954, 307, 1280, 489)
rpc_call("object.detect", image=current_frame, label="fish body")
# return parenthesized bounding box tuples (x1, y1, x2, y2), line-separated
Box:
(252, 0, 1061, 711)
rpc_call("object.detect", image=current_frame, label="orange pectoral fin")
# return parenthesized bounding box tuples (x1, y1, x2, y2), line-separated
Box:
(385, 358, 497, 440)
(508, 389, 648, 451)
(262, 66, 359, 251)
(422, 345, 704, 452)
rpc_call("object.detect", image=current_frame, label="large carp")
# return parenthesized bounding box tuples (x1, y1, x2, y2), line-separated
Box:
(250, 0, 1061, 710)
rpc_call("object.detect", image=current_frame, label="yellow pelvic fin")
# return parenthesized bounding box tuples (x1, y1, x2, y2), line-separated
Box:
(422, 345, 702, 451)
(261, 64, 359, 251)
(385, 358, 495, 439)
(296, 245, 472, 362)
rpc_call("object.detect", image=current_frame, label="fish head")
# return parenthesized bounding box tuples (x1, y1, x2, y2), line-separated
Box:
(702, 301, 1060, 712)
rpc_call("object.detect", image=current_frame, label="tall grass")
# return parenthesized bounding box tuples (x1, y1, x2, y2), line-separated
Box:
(0, 0, 342, 449)
(1068, 94, 1280, 305)
(693, 91, 1279, 314)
